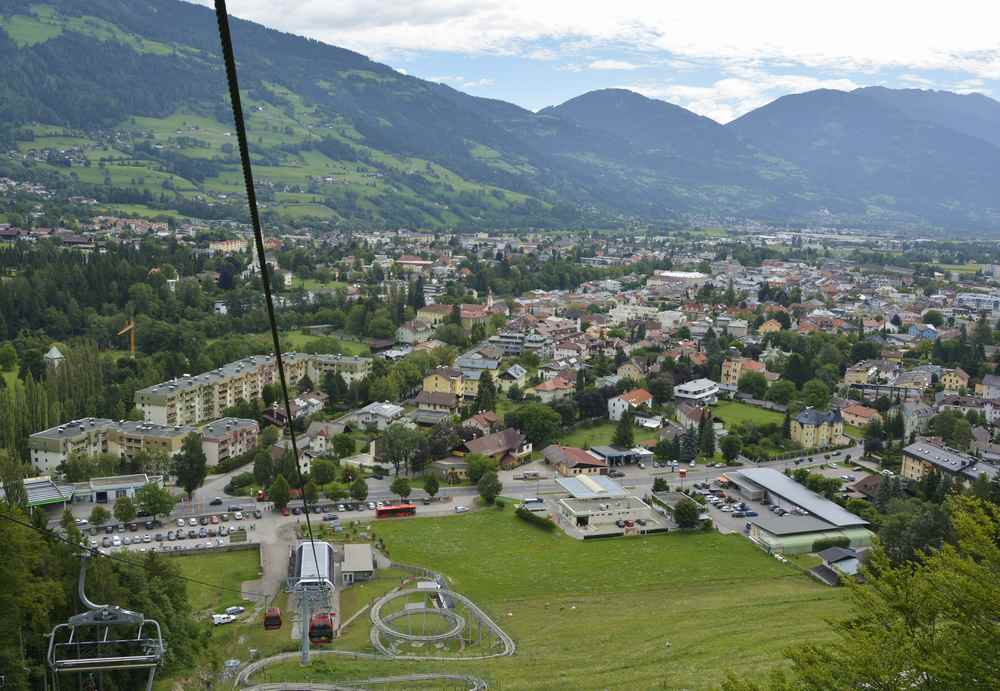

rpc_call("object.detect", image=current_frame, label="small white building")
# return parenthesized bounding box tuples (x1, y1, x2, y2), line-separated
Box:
(674, 378, 719, 405)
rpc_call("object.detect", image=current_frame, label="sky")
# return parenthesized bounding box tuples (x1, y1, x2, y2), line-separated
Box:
(206, 1, 1000, 123)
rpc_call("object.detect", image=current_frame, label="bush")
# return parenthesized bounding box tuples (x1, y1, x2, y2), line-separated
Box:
(224, 471, 256, 494)
(812, 536, 851, 552)
(495, 498, 507, 511)
(515, 506, 556, 531)
(215, 449, 254, 474)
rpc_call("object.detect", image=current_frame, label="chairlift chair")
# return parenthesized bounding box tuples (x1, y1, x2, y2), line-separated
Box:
(47, 553, 165, 691)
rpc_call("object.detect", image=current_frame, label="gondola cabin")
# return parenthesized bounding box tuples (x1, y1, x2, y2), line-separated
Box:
(308, 612, 335, 645)
(263, 607, 282, 630)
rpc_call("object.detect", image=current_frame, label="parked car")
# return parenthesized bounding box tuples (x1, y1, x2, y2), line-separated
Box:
(167, 531, 175, 541)
(234, 511, 243, 520)
(199, 527, 208, 538)
(745, 511, 759, 517)
(367, 502, 376, 510)
(112, 536, 122, 547)
(291, 506, 301, 515)
(199, 516, 209, 526)
(280, 507, 290, 516)
(101, 536, 112, 548)
(219, 526, 228, 537)
(212, 614, 235, 626)
(122, 536, 132, 546)
(75, 518, 89, 526)
(253, 509, 263, 519)
(336, 504, 346, 512)
(225, 606, 245, 616)
(155, 533, 164, 542)
(454, 505, 469, 513)
(187, 529, 197, 539)
(177, 518, 186, 528)
(210, 515, 220, 525)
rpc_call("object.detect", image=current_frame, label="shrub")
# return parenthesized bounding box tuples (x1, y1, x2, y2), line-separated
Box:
(515, 506, 556, 531)
(812, 536, 851, 552)
(495, 498, 507, 511)
(224, 471, 256, 494)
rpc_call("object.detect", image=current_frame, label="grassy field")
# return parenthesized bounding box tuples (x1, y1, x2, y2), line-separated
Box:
(712, 400, 784, 427)
(843, 423, 865, 440)
(556, 421, 660, 448)
(169, 548, 260, 612)
(254, 510, 847, 690)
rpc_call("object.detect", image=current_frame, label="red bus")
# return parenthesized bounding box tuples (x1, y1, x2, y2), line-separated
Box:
(308, 612, 335, 645)
(375, 503, 416, 519)
(263, 607, 282, 630)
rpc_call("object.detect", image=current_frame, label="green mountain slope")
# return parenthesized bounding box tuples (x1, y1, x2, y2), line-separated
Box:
(2, 0, 1000, 230)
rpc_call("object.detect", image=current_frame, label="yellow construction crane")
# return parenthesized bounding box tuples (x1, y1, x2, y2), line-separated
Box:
(117, 319, 136, 358)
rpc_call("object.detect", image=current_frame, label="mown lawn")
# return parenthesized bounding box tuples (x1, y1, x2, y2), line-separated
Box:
(712, 400, 784, 427)
(169, 547, 260, 612)
(254, 510, 847, 690)
(556, 421, 660, 449)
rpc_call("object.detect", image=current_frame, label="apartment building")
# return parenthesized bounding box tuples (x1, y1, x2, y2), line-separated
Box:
(105, 421, 193, 460)
(134, 353, 371, 426)
(200, 417, 260, 467)
(29, 418, 114, 474)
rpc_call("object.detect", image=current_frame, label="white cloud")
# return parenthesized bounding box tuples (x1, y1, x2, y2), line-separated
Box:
(588, 59, 641, 70)
(623, 72, 862, 123)
(209, 0, 1000, 79)
(429, 74, 496, 89)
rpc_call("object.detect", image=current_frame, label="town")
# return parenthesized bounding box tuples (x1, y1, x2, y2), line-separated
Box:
(2, 215, 999, 689)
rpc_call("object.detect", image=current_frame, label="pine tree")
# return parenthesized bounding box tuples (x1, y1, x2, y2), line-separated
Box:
(782, 409, 791, 439)
(612, 412, 635, 448)
(699, 418, 716, 457)
(474, 371, 497, 412)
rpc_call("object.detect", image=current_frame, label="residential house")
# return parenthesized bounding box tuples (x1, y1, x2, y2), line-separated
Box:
(841, 404, 882, 429)
(415, 390, 460, 414)
(542, 444, 608, 476)
(757, 318, 783, 335)
(674, 378, 719, 405)
(423, 367, 464, 396)
(526, 374, 576, 403)
(907, 323, 939, 341)
(608, 388, 653, 421)
(616, 358, 647, 382)
(497, 364, 527, 392)
(791, 408, 843, 449)
(463, 411, 500, 436)
(721, 357, 767, 387)
(464, 428, 532, 470)
(976, 374, 1000, 399)
(940, 368, 970, 393)
(344, 401, 405, 431)
(676, 402, 709, 430)
(901, 401, 935, 440)
(396, 319, 434, 344)
(416, 303, 453, 327)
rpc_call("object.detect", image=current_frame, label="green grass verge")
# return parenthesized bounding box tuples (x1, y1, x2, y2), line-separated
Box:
(254, 510, 846, 690)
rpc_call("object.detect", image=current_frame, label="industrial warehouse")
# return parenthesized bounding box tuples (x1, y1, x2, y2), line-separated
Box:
(724, 468, 874, 555)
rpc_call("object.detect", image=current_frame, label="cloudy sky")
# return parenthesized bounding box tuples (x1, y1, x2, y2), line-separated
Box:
(206, 0, 1000, 122)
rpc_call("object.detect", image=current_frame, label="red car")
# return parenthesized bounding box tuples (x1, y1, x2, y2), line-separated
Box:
(280, 506, 290, 516)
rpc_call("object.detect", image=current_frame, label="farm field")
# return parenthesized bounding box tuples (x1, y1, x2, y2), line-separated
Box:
(711, 400, 784, 427)
(252, 510, 848, 690)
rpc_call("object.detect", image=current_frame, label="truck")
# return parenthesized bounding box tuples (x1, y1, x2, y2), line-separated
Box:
(514, 470, 544, 480)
